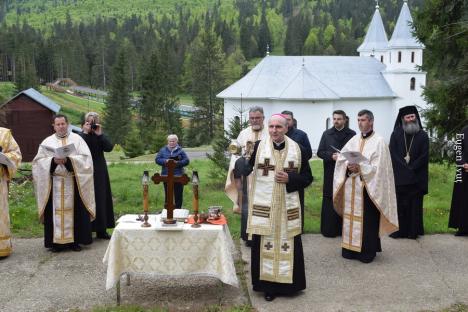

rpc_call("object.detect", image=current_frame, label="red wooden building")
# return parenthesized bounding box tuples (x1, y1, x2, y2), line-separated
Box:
(1, 88, 60, 161)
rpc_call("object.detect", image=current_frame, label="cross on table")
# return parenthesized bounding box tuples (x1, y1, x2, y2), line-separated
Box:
(281, 242, 290, 252)
(284, 161, 298, 173)
(258, 158, 275, 176)
(264, 241, 273, 250)
(152, 159, 190, 223)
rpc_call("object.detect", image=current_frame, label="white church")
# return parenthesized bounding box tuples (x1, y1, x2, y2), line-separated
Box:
(218, 1, 427, 150)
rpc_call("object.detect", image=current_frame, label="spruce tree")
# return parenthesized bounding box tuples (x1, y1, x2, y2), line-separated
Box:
(103, 49, 132, 145)
(189, 27, 225, 145)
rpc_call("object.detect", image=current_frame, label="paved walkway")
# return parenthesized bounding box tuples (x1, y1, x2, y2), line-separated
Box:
(0, 234, 467, 312)
(242, 234, 468, 312)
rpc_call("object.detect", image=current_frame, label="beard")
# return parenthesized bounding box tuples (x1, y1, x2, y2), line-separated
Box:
(252, 124, 262, 131)
(402, 120, 420, 135)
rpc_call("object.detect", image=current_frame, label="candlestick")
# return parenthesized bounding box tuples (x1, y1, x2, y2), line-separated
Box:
(141, 170, 151, 227)
(191, 171, 201, 228)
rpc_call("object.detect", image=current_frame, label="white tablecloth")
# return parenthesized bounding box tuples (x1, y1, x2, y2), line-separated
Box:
(103, 214, 239, 290)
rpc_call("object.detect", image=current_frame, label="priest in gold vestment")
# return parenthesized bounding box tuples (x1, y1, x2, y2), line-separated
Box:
(238, 114, 312, 301)
(226, 106, 267, 246)
(0, 128, 22, 258)
(333, 110, 398, 263)
(33, 115, 95, 252)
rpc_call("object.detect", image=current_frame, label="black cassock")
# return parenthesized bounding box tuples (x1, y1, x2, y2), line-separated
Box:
(389, 127, 428, 238)
(44, 160, 92, 248)
(79, 133, 115, 233)
(449, 126, 468, 234)
(317, 127, 355, 237)
(240, 140, 313, 295)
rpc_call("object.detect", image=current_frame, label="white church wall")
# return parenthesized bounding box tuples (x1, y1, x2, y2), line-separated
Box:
(334, 98, 395, 142)
(224, 97, 396, 153)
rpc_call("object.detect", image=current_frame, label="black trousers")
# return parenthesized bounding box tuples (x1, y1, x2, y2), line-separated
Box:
(163, 182, 184, 209)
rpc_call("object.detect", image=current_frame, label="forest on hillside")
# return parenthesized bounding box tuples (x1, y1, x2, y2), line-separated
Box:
(0, 0, 425, 90)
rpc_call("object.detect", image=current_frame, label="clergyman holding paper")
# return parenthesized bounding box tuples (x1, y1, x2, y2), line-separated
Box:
(32, 114, 96, 252)
(333, 109, 399, 263)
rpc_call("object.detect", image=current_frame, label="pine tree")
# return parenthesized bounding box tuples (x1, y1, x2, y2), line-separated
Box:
(257, 0, 272, 56)
(413, 0, 468, 140)
(103, 49, 132, 145)
(189, 27, 226, 145)
(14, 58, 40, 93)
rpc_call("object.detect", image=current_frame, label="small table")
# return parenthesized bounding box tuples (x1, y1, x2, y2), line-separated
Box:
(103, 214, 239, 304)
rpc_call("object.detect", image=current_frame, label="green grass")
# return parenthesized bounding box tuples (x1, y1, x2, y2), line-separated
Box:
(41, 88, 105, 125)
(9, 160, 456, 238)
(0, 82, 16, 101)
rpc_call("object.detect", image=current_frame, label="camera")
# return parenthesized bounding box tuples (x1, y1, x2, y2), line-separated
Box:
(91, 122, 98, 130)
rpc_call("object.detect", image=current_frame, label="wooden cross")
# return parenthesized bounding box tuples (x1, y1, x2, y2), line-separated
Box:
(257, 158, 275, 176)
(284, 161, 298, 173)
(152, 159, 190, 224)
(281, 242, 290, 252)
(264, 241, 273, 250)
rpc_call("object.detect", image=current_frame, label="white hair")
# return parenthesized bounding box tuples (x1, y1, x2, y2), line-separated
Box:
(167, 134, 178, 141)
(85, 112, 100, 123)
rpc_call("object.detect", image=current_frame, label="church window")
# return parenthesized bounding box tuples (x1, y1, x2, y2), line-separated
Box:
(326, 117, 330, 129)
(410, 77, 416, 91)
(398, 51, 402, 63)
(411, 52, 415, 63)
(380, 55, 384, 63)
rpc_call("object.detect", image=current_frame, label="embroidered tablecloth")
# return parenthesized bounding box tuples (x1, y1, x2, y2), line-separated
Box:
(103, 214, 239, 290)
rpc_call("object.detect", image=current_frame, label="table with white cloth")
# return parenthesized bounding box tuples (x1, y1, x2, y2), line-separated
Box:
(103, 214, 239, 303)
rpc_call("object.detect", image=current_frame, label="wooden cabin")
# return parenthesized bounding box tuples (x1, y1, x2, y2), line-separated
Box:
(1, 88, 60, 161)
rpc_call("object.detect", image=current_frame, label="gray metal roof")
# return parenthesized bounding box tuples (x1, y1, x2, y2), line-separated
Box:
(70, 86, 108, 97)
(388, 1, 425, 49)
(357, 6, 389, 52)
(13, 88, 60, 112)
(217, 56, 395, 100)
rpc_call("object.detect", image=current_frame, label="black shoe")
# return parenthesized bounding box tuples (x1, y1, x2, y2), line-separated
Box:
(264, 293, 276, 301)
(97, 232, 111, 239)
(245, 240, 252, 247)
(50, 246, 62, 253)
(455, 230, 468, 237)
(70, 244, 82, 252)
(389, 231, 401, 239)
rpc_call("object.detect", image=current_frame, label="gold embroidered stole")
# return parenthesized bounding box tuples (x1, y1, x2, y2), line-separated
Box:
(52, 137, 75, 244)
(341, 135, 371, 252)
(248, 137, 301, 283)
(0, 128, 21, 256)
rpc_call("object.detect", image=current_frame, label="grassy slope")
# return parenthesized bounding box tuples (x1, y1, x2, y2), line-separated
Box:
(10, 160, 456, 238)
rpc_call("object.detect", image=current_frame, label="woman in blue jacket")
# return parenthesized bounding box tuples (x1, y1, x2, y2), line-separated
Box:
(155, 134, 190, 208)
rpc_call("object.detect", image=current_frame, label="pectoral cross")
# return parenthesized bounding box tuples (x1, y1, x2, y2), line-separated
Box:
(284, 161, 298, 173)
(257, 158, 275, 176)
(152, 159, 190, 224)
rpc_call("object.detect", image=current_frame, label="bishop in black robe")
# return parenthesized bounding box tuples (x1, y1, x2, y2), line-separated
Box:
(449, 125, 468, 236)
(317, 123, 355, 237)
(238, 138, 312, 299)
(389, 106, 428, 239)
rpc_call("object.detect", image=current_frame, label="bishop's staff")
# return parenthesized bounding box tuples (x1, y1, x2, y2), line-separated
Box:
(191, 171, 201, 228)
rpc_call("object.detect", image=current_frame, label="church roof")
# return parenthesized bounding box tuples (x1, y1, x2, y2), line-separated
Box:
(357, 5, 389, 53)
(388, 1, 425, 49)
(217, 56, 395, 100)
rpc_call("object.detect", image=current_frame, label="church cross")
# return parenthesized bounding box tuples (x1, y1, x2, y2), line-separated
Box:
(264, 241, 273, 250)
(152, 159, 190, 223)
(281, 242, 290, 252)
(257, 158, 275, 176)
(284, 161, 298, 174)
